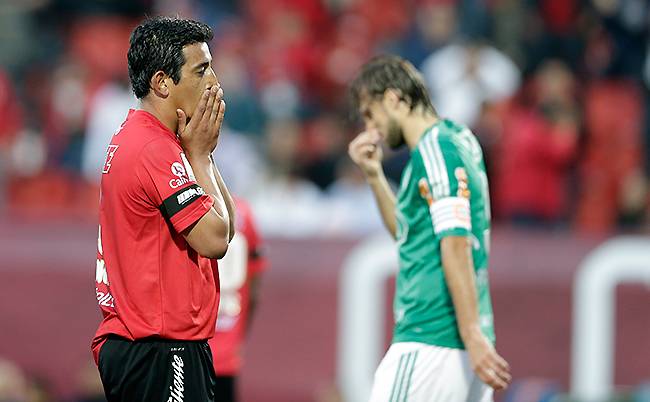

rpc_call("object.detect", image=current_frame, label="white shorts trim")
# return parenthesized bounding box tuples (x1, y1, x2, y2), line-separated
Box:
(368, 342, 493, 402)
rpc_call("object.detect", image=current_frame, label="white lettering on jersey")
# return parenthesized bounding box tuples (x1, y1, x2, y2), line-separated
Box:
(169, 160, 191, 189)
(102, 145, 119, 174)
(95, 225, 114, 308)
(176, 186, 205, 205)
(95, 287, 114, 308)
(167, 354, 185, 402)
(169, 177, 190, 189)
(95, 259, 109, 285)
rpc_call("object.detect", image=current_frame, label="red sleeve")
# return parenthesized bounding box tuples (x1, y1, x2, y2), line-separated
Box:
(136, 139, 214, 233)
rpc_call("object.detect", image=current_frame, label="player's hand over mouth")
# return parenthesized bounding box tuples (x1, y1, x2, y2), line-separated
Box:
(177, 85, 226, 158)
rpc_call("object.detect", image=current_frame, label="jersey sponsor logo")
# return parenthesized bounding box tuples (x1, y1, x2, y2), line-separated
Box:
(168, 354, 185, 402)
(180, 153, 196, 181)
(169, 161, 191, 188)
(177, 186, 204, 205)
(171, 162, 186, 177)
(160, 184, 205, 219)
(102, 145, 119, 174)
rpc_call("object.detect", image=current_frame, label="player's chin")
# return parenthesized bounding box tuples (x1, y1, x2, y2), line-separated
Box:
(387, 136, 403, 150)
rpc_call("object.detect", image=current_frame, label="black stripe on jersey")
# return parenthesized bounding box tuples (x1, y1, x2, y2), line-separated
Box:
(160, 183, 206, 220)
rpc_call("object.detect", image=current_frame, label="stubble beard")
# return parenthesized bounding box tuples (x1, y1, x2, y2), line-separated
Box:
(386, 117, 405, 150)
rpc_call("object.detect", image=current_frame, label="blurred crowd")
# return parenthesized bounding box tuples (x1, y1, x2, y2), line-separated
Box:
(0, 357, 105, 402)
(0, 0, 649, 237)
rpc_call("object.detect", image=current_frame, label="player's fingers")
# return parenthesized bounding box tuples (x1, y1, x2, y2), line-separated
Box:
(368, 129, 381, 145)
(482, 368, 508, 391)
(176, 109, 187, 135)
(200, 86, 217, 127)
(348, 138, 366, 156)
(350, 135, 376, 151)
(489, 362, 511, 385)
(191, 89, 210, 127)
(357, 144, 376, 157)
(215, 100, 225, 130)
(497, 368, 512, 385)
(494, 354, 510, 373)
(210, 87, 224, 125)
(477, 365, 501, 390)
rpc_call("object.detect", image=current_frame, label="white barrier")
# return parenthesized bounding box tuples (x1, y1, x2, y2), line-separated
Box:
(337, 233, 398, 402)
(571, 237, 650, 402)
(338, 234, 650, 402)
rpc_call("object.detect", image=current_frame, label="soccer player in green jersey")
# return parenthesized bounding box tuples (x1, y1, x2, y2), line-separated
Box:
(348, 55, 511, 401)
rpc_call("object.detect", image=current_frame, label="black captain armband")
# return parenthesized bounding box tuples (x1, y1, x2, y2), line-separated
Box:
(159, 184, 206, 220)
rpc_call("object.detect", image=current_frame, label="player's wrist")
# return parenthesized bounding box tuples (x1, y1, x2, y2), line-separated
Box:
(184, 150, 212, 165)
(460, 324, 484, 346)
(363, 166, 384, 181)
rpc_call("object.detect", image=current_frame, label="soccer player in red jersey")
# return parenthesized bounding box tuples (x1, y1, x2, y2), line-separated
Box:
(209, 198, 267, 402)
(92, 17, 236, 402)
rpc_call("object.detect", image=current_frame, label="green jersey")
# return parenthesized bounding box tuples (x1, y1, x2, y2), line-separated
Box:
(392, 118, 495, 349)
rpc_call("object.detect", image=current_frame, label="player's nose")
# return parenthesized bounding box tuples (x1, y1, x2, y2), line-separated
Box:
(204, 68, 219, 89)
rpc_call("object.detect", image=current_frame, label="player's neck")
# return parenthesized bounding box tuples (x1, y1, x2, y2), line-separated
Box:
(139, 98, 178, 135)
(402, 110, 439, 150)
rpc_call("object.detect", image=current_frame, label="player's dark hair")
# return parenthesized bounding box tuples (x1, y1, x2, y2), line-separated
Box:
(350, 55, 436, 116)
(128, 16, 214, 99)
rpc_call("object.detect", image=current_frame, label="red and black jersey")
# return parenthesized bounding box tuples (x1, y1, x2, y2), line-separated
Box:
(92, 109, 219, 364)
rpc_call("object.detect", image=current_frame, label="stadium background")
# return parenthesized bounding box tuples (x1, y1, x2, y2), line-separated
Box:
(0, 0, 649, 401)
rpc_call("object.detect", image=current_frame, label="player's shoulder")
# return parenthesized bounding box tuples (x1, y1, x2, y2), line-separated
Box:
(414, 120, 460, 157)
(415, 119, 473, 168)
(436, 118, 470, 141)
(113, 110, 178, 149)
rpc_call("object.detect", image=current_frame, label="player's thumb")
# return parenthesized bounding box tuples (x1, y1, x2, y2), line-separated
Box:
(176, 109, 187, 135)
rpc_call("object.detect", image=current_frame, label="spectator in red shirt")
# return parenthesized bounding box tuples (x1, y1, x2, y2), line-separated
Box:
(92, 16, 235, 402)
(494, 60, 579, 225)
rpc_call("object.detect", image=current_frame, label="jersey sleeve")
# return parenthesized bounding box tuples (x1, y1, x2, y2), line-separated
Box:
(416, 131, 471, 239)
(136, 139, 214, 233)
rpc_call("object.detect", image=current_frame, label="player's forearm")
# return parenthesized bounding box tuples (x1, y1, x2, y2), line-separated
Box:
(441, 236, 483, 345)
(245, 275, 262, 336)
(367, 169, 397, 238)
(187, 155, 230, 236)
(210, 157, 236, 241)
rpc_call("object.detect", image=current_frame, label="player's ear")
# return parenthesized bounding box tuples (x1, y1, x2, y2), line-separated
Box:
(383, 89, 401, 108)
(150, 71, 170, 98)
